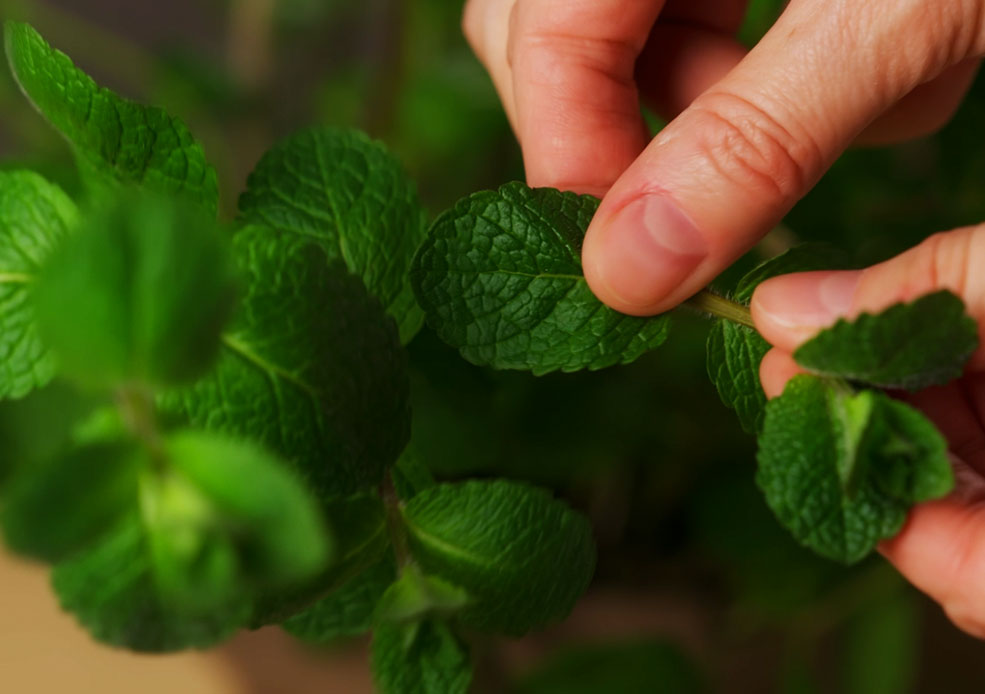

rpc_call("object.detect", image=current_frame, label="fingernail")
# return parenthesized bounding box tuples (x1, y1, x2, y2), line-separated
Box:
(755, 270, 863, 330)
(588, 194, 706, 312)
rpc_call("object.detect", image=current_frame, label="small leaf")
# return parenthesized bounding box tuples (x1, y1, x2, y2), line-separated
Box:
(239, 127, 428, 343)
(1, 440, 139, 562)
(402, 479, 596, 635)
(392, 444, 436, 501)
(733, 243, 853, 303)
(53, 515, 246, 652)
(4, 22, 219, 214)
(756, 375, 953, 563)
(371, 619, 472, 694)
(374, 566, 469, 625)
(794, 291, 978, 390)
(0, 170, 78, 399)
(33, 194, 238, 388)
(282, 553, 396, 642)
(411, 182, 670, 374)
(706, 321, 771, 434)
(159, 225, 410, 497)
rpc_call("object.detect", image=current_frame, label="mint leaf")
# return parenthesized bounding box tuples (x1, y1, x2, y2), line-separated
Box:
(239, 127, 427, 343)
(282, 554, 396, 642)
(756, 375, 953, 563)
(411, 183, 670, 374)
(706, 321, 771, 434)
(33, 194, 238, 388)
(139, 430, 331, 613)
(371, 619, 472, 694)
(733, 243, 853, 303)
(793, 291, 978, 390)
(252, 492, 390, 626)
(374, 566, 469, 625)
(402, 479, 596, 635)
(1, 440, 139, 562)
(53, 515, 246, 652)
(392, 444, 436, 501)
(159, 225, 410, 496)
(4, 22, 219, 215)
(0, 170, 78, 399)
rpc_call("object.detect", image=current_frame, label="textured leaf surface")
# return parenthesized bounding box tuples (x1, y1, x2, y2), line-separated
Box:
(794, 291, 978, 390)
(706, 321, 771, 434)
(371, 620, 472, 694)
(159, 225, 410, 497)
(34, 194, 237, 388)
(1, 440, 139, 562)
(402, 479, 596, 635)
(53, 516, 246, 652)
(756, 375, 953, 563)
(411, 183, 670, 374)
(239, 127, 427, 342)
(5, 22, 219, 214)
(0, 170, 77, 399)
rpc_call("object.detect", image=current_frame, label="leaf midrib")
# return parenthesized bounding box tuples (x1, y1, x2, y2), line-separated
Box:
(0, 272, 34, 284)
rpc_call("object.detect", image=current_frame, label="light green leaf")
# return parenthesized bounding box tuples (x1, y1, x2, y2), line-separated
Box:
(33, 194, 238, 388)
(1, 440, 139, 562)
(756, 375, 953, 563)
(374, 565, 469, 625)
(139, 430, 331, 613)
(706, 321, 771, 434)
(794, 291, 978, 391)
(4, 22, 219, 215)
(239, 127, 427, 343)
(0, 170, 77, 400)
(371, 619, 472, 694)
(53, 515, 246, 652)
(252, 492, 390, 626)
(402, 479, 596, 635)
(392, 444, 436, 501)
(159, 225, 410, 497)
(411, 182, 670, 374)
(282, 554, 396, 642)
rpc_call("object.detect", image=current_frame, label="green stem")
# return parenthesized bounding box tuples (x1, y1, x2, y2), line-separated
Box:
(115, 385, 166, 471)
(685, 290, 755, 329)
(383, 474, 414, 568)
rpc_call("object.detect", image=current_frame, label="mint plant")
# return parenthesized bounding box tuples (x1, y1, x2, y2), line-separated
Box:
(0, 18, 976, 693)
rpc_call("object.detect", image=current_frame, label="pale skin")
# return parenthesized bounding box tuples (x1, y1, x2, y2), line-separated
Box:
(464, 0, 985, 636)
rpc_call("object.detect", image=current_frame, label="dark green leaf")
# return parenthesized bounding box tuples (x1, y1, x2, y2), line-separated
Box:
(33, 194, 238, 388)
(706, 320, 771, 434)
(239, 127, 427, 343)
(53, 515, 246, 652)
(1, 440, 139, 561)
(371, 619, 472, 694)
(392, 444, 436, 501)
(402, 479, 596, 635)
(794, 291, 978, 390)
(733, 244, 853, 303)
(4, 22, 219, 214)
(0, 170, 77, 399)
(411, 182, 670, 374)
(159, 225, 410, 496)
(756, 375, 953, 563)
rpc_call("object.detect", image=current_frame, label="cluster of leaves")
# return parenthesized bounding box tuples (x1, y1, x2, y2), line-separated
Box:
(0, 22, 597, 692)
(411, 184, 977, 565)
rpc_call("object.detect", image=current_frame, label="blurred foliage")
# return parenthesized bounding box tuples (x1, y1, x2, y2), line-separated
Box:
(2, 0, 985, 691)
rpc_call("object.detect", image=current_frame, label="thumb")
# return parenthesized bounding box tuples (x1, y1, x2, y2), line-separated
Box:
(582, 0, 985, 316)
(751, 225, 985, 369)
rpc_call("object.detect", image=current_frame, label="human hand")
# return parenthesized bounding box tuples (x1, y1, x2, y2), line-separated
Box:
(751, 225, 985, 638)
(463, 0, 982, 314)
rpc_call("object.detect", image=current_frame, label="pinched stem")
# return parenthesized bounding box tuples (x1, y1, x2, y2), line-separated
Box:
(685, 290, 755, 329)
(115, 384, 167, 470)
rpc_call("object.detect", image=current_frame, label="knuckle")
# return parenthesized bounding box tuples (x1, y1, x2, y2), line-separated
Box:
(685, 91, 822, 204)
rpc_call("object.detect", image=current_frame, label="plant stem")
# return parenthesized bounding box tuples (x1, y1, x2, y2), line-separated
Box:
(685, 290, 756, 329)
(116, 385, 167, 471)
(383, 474, 414, 568)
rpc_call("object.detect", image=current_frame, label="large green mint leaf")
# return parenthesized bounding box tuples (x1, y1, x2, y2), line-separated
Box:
(1, 440, 139, 562)
(402, 479, 596, 635)
(756, 375, 953, 563)
(139, 431, 331, 613)
(733, 243, 853, 303)
(706, 321, 771, 434)
(4, 22, 219, 215)
(793, 291, 978, 390)
(33, 194, 238, 388)
(370, 619, 472, 694)
(252, 492, 390, 626)
(52, 515, 246, 652)
(239, 127, 427, 343)
(282, 554, 396, 641)
(0, 170, 77, 399)
(159, 225, 410, 497)
(411, 182, 670, 374)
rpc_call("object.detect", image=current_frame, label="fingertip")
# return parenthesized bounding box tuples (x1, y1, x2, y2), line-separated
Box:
(759, 348, 803, 399)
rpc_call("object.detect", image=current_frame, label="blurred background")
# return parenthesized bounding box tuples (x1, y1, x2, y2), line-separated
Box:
(1, 0, 985, 692)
